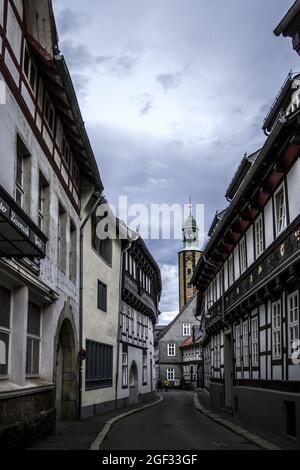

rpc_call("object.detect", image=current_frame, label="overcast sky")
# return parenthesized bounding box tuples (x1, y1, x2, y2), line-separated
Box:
(53, 0, 299, 324)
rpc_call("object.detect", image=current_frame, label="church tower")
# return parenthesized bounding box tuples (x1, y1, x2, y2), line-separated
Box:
(178, 200, 202, 310)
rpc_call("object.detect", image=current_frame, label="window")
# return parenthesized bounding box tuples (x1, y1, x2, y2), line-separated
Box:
(122, 347, 128, 388)
(143, 352, 147, 385)
(272, 301, 282, 359)
(0, 286, 11, 377)
(251, 317, 259, 367)
(121, 304, 128, 333)
(58, 203, 67, 273)
(243, 321, 249, 367)
(275, 185, 287, 236)
(16, 137, 30, 212)
(91, 212, 113, 266)
(235, 325, 241, 367)
(183, 323, 191, 337)
(44, 95, 55, 134)
(214, 335, 220, 369)
(26, 303, 41, 376)
(287, 292, 299, 358)
(168, 344, 176, 357)
(239, 237, 247, 274)
(72, 160, 80, 189)
(255, 215, 264, 258)
(62, 138, 71, 167)
(228, 254, 235, 287)
(97, 281, 107, 312)
(38, 172, 49, 232)
(167, 369, 175, 381)
(16, 152, 24, 208)
(133, 260, 137, 279)
(128, 306, 134, 336)
(69, 221, 77, 283)
(23, 45, 37, 93)
(85, 340, 113, 390)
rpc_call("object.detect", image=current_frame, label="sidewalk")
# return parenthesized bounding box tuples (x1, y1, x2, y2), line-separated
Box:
(196, 389, 300, 451)
(28, 396, 161, 451)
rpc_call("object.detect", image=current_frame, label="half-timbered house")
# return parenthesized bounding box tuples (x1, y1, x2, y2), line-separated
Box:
(193, 73, 300, 444)
(118, 237, 162, 406)
(0, 0, 102, 447)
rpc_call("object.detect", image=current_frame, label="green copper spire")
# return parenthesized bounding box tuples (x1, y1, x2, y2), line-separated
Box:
(181, 199, 200, 252)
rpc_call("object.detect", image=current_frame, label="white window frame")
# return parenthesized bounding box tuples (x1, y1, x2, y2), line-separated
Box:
(16, 152, 24, 209)
(275, 184, 287, 236)
(287, 292, 299, 358)
(142, 353, 147, 385)
(44, 94, 55, 134)
(183, 323, 191, 337)
(167, 368, 175, 381)
(0, 290, 11, 379)
(23, 44, 37, 94)
(239, 237, 247, 275)
(243, 321, 249, 367)
(272, 300, 282, 360)
(122, 352, 128, 387)
(167, 343, 176, 357)
(228, 254, 235, 287)
(251, 317, 259, 367)
(235, 324, 241, 367)
(26, 305, 41, 377)
(255, 214, 264, 259)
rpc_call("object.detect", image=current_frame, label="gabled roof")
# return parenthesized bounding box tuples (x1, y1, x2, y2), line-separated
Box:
(263, 72, 300, 135)
(274, 1, 300, 37)
(208, 209, 227, 238)
(155, 292, 198, 343)
(225, 150, 260, 201)
(24, 1, 103, 193)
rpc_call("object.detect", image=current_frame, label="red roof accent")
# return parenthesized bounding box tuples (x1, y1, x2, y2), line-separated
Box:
(180, 337, 193, 348)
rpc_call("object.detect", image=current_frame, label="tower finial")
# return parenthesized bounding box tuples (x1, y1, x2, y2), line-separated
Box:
(189, 197, 192, 216)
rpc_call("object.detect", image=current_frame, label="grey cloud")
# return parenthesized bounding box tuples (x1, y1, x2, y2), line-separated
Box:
(61, 40, 110, 70)
(137, 94, 154, 116)
(61, 40, 141, 78)
(56, 8, 90, 35)
(156, 71, 182, 92)
(156, 64, 189, 92)
(140, 99, 154, 116)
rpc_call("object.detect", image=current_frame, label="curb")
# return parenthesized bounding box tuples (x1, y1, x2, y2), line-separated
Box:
(90, 394, 164, 450)
(193, 394, 281, 451)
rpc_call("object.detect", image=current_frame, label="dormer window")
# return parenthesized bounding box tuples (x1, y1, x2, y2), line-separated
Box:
(23, 45, 37, 94)
(44, 95, 55, 134)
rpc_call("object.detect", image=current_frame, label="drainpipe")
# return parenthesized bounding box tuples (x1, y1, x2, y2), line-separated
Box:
(78, 193, 102, 420)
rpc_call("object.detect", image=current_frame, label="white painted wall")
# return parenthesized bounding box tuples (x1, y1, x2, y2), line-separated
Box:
(81, 218, 122, 409)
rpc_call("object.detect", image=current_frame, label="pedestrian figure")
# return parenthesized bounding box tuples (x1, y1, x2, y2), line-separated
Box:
(164, 379, 170, 392)
(157, 379, 163, 393)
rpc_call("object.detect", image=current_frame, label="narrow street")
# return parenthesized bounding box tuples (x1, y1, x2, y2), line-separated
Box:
(101, 391, 259, 450)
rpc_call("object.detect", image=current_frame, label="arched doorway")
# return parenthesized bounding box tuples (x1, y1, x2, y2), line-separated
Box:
(129, 361, 139, 405)
(55, 318, 78, 421)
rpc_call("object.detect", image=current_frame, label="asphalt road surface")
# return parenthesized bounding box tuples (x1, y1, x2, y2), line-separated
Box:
(101, 390, 260, 450)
